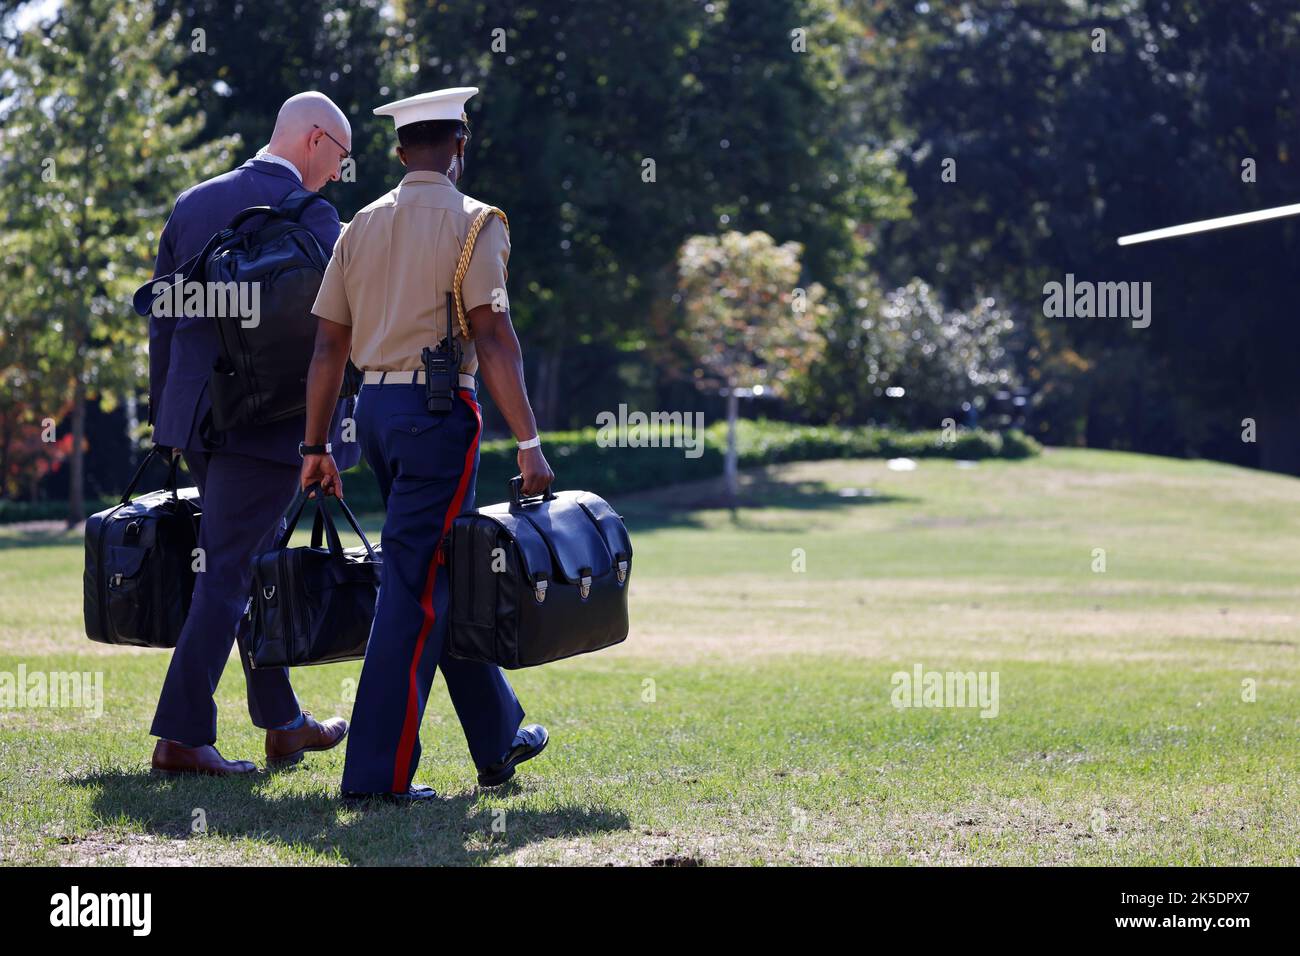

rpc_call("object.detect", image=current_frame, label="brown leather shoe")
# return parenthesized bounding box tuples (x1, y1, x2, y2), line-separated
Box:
(264, 711, 349, 769)
(151, 739, 258, 777)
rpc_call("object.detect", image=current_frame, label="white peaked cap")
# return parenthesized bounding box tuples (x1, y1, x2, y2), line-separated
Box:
(373, 87, 479, 130)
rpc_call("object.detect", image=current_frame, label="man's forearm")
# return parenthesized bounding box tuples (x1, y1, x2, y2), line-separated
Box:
(476, 318, 541, 441)
(304, 319, 350, 444)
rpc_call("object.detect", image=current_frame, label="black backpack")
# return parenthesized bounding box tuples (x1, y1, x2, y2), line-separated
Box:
(83, 447, 202, 649)
(134, 188, 360, 430)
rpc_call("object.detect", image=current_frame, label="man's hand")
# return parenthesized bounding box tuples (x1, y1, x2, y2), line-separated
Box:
(518, 446, 554, 497)
(300, 453, 343, 498)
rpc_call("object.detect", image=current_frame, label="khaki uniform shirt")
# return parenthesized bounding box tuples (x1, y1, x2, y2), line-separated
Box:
(311, 170, 510, 375)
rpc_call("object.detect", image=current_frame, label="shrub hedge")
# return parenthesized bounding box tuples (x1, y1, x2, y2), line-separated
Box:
(1, 421, 1039, 523)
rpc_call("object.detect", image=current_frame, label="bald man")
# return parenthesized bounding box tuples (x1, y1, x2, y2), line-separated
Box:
(146, 92, 358, 776)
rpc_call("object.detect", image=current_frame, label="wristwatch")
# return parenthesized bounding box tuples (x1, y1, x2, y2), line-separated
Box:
(299, 442, 332, 458)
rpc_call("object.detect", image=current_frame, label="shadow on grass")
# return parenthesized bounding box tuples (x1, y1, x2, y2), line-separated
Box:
(5, 466, 915, 543)
(70, 768, 628, 865)
(619, 469, 916, 533)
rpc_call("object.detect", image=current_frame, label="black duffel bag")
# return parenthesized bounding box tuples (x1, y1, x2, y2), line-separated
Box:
(84, 446, 201, 648)
(447, 478, 632, 668)
(246, 487, 380, 669)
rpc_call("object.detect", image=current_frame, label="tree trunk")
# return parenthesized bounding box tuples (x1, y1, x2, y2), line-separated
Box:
(724, 388, 739, 503)
(0, 409, 10, 499)
(532, 343, 563, 431)
(67, 377, 87, 526)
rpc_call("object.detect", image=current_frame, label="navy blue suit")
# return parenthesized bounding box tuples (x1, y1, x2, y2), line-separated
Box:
(148, 158, 359, 747)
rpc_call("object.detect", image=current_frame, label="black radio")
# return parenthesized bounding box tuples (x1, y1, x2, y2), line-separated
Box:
(422, 338, 461, 413)
(423, 290, 466, 413)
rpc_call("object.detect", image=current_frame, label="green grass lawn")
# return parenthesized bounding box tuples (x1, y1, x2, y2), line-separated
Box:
(1, 447, 1297, 865)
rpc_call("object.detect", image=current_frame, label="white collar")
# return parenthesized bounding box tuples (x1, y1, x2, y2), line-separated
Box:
(254, 149, 303, 183)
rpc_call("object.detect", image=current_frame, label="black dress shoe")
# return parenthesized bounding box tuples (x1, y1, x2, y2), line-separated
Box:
(341, 784, 438, 806)
(478, 724, 549, 788)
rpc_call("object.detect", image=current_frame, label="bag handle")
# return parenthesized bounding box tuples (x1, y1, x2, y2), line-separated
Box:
(449, 206, 509, 342)
(281, 485, 378, 559)
(508, 474, 556, 511)
(309, 505, 336, 552)
(119, 445, 182, 504)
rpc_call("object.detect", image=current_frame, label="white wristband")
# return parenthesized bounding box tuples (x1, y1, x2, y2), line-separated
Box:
(517, 436, 542, 450)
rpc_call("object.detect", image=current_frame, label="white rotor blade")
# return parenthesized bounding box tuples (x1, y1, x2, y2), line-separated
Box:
(1117, 202, 1300, 246)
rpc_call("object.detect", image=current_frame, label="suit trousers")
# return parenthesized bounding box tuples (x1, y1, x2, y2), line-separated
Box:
(150, 450, 302, 746)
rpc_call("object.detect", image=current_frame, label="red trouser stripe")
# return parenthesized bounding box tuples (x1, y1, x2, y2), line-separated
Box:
(390, 390, 483, 793)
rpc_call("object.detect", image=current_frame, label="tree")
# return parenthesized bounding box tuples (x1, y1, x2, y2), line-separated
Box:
(850, 0, 1300, 471)
(852, 277, 1018, 429)
(152, 0, 393, 222)
(677, 230, 828, 500)
(399, 0, 904, 428)
(0, 0, 234, 521)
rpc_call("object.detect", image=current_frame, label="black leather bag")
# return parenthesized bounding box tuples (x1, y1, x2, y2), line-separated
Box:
(447, 478, 632, 668)
(132, 189, 361, 430)
(246, 487, 381, 668)
(83, 447, 201, 649)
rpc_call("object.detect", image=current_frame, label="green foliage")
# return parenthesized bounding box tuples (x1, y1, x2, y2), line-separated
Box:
(0, 418, 1036, 521)
(676, 231, 828, 396)
(0, 0, 236, 391)
(153, 0, 393, 223)
(0, 0, 236, 517)
(334, 419, 1040, 512)
(856, 277, 1018, 428)
(396, 0, 911, 424)
(851, 0, 1300, 471)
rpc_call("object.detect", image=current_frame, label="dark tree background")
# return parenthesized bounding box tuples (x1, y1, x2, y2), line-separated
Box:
(855, 0, 1300, 471)
(7, 0, 1300, 517)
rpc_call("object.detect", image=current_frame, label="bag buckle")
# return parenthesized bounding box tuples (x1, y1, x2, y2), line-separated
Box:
(616, 559, 629, 584)
(262, 585, 276, 601)
(110, 572, 123, 588)
(579, 570, 592, 600)
(533, 578, 548, 603)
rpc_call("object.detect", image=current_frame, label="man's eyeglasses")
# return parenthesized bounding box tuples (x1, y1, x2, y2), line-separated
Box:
(313, 124, 350, 160)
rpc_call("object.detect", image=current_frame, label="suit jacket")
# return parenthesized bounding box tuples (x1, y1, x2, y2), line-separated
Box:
(148, 158, 359, 470)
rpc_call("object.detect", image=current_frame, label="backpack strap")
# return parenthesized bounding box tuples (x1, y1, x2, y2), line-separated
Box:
(450, 206, 509, 341)
(275, 186, 328, 222)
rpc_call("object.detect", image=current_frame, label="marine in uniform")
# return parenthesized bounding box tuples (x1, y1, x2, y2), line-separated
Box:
(299, 87, 554, 803)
